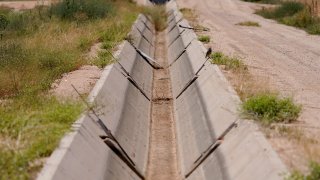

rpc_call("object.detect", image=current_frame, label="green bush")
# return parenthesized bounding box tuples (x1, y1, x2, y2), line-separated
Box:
(0, 14, 9, 31)
(242, 93, 301, 124)
(275, 1, 304, 18)
(281, 8, 314, 28)
(257, 1, 304, 19)
(5, 12, 42, 35)
(50, 0, 114, 20)
(307, 23, 320, 34)
(0, 6, 11, 15)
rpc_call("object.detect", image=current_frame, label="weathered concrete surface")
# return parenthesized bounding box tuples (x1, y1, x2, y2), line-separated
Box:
(166, 1, 287, 179)
(37, 14, 155, 180)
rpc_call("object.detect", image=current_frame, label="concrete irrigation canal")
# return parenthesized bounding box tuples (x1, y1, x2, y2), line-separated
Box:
(37, 1, 287, 180)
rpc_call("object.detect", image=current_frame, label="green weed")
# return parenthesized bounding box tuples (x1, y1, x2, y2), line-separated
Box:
(198, 35, 210, 43)
(94, 51, 113, 68)
(236, 21, 261, 27)
(210, 52, 247, 71)
(242, 93, 301, 124)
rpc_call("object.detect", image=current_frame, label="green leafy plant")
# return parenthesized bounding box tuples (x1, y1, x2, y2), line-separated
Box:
(242, 93, 301, 124)
(0, 14, 9, 31)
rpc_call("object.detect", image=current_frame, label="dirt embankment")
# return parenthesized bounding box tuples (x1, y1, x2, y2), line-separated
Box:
(177, 0, 320, 173)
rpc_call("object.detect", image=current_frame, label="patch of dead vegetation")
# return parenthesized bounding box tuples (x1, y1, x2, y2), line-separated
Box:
(263, 124, 320, 173)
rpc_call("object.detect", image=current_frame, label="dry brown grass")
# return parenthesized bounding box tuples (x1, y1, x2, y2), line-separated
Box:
(180, 8, 198, 26)
(300, 0, 320, 16)
(263, 125, 320, 171)
(224, 68, 272, 100)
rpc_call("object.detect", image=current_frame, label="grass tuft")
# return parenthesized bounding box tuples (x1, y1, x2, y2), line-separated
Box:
(236, 21, 261, 27)
(242, 93, 301, 124)
(198, 35, 210, 43)
(180, 8, 197, 21)
(210, 52, 247, 71)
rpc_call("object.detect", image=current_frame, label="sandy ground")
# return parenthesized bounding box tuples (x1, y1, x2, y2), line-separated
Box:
(146, 31, 180, 180)
(0, 1, 50, 10)
(176, 0, 320, 173)
(51, 65, 102, 99)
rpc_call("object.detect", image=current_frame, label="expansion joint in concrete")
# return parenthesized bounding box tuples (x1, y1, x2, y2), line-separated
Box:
(169, 39, 194, 67)
(135, 26, 154, 46)
(184, 121, 239, 178)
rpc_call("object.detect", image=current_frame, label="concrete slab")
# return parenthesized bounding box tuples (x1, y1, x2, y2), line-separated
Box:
(167, 25, 179, 44)
(128, 20, 143, 48)
(135, 19, 146, 33)
(166, 0, 178, 12)
(187, 121, 287, 180)
(129, 54, 154, 98)
(138, 14, 147, 23)
(170, 52, 194, 96)
(117, 42, 137, 73)
(137, 32, 154, 56)
(80, 63, 151, 172)
(172, 65, 238, 173)
(181, 28, 197, 48)
(185, 41, 207, 74)
(38, 115, 141, 180)
(167, 37, 185, 64)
